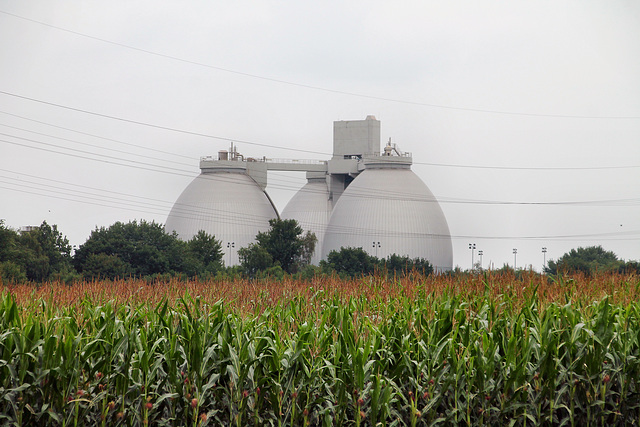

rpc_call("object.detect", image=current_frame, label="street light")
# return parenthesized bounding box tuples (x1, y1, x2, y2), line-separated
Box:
(542, 247, 547, 272)
(478, 250, 483, 269)
(469, 243, 476, 270)
(372, 241, 381, 258)
(513, 248, 518, 270)
(227, 242, 235, 266)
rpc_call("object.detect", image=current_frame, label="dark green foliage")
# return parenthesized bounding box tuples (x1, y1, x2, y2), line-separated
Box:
(0, 221, 72, 283)
(185, 230, 224, 278)
(296, 230, 318, 267)
(80, 253, 128, 281)
(0, 220, 17, 261)
(74, 220, 181, 278)
(0, 226, 26, 280)
(239, 219, 316, 276)
(255, 219, 305, 273)
(321, 247, 434, 278)
(546, 245, 624, 276)
(73, 220, 222, 280)
(237, 243, 273, 277)
(0, 260, 27, 284)
(621, 260, 640, 274)
(321, 247, 377, 277)
(382, 253, 433, 276)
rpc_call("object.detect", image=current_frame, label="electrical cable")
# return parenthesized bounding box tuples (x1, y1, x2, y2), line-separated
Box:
(3, 183, 637, 242)
(2, 9, 640, 120)
(2, 168, 638, 243)
(2, 90, 638, 171)
(0, 110, 196, 160)
(2, 135, 637, 208)
(0, 90, 330, 156)
(0, 123, 195, 168)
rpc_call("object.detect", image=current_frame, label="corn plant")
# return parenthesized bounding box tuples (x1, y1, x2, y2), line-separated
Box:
(0, 273, 639, 425)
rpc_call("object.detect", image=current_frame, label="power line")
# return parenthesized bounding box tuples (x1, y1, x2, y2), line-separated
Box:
(0, 110, 195, 160)
(2, 182, 637, 243)
(0, 176, 279, 227)
(2, 91, 638, 171)
(0, 133, 199, 175)
(0, 124, 195, 168)
(2, 9, 640, 120)
(2, 131, 638, 208)
(1, 163, 638, 248)
(0, 136, 313, 194)
(0, 90, 330, 156)
(412, 161, 640, 171)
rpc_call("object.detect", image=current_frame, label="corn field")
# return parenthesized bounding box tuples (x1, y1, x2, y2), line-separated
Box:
(1, 273, 639, 426)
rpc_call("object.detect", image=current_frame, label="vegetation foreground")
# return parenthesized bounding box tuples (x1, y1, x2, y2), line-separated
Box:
(1, 273, 640, 426)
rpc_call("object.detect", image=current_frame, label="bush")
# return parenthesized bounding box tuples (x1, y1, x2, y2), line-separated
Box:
(0, 221, 72, 282)
(321, 247, 377, 278)
(0, 261, 27, 284)
(74, 221, 223, 280)
(321, 247, 434, 278)
(546, 246, 624, 276)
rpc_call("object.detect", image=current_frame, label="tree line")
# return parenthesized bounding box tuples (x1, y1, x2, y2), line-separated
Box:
(1, 219, 637, 284)
(0, 219, 436, 284)
(544, 245, 639, 276)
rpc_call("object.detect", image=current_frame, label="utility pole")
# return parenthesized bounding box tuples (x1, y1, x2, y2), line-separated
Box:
(478, 250, 483, 269)
(513, 248, 518, 271)
(372, 241, 381, 258)
(469, 243, 476, 270)
(227, 242, 235, 266)
(542, 247, 547, 272)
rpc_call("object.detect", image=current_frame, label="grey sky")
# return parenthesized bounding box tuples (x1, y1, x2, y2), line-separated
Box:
(1, 1, 638, 270)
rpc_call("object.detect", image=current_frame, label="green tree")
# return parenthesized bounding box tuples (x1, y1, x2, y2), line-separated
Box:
(320, 248, 434, 278)
(237, 243, 273, 278)
(74, 220, 188, 279)
(545, 245, 623, 276)
(13, 221, 72, 282)
(185, 230, 224, 277)
(81, 253, 128, 280)
(321, 247, 377, 278)
(0, 261, 27, 283)
(0, 221, 26, 283)
(294, 230, 318, 270)
(621, 260, 640, 274)
(0, 220, 18, 261)
(238, 219, 316, 277)
(256, 219, 318, 273)
(382, 254, 433, 276)
(255, 219, 305, 273)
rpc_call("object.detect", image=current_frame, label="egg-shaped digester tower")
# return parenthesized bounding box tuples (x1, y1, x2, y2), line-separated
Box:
(280, 172, 332, 265)
(321, 166, 453, 272)
(165, 159, 278, 266)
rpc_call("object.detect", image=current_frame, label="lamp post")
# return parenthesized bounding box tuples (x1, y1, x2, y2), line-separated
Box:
(513, 248, 517, 270)
(469, 243, 476, 270)
(372, 241, 381, 258)
(542, 247, 547, 272)
(226, 242, 235, 266)
(478, 250, 483, 269)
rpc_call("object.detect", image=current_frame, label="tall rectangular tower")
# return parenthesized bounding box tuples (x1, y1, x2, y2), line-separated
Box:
(332, 115, 380, 158)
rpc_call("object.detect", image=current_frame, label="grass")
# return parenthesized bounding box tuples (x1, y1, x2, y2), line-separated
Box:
(0, 272, 638, 425)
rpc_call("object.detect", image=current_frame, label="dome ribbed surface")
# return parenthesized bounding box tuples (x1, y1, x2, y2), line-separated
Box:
(281, 179, 332, 265)
(165, 172, 278, 266)
(321, 168, 453, 271)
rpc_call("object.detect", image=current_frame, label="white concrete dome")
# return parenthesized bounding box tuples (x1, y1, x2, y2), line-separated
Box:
(281, 178, 332, 265)
(165, 172, 278, 266)
(321, 168, 453, 271)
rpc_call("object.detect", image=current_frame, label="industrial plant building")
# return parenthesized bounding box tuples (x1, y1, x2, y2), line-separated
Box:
(165, 116, 453, 271)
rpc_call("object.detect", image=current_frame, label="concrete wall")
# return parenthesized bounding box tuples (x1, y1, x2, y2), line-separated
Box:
(332, 116, 380, 158)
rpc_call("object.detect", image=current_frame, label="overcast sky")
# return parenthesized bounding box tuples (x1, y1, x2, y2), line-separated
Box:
(1, 1, 639, 270)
